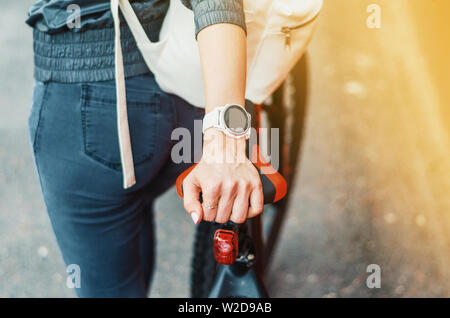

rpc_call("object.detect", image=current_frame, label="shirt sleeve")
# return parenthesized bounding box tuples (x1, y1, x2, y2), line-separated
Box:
(181, 0, 247, 39)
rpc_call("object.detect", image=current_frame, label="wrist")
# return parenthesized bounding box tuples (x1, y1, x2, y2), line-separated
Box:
(203, 128, 247, 163)
(205, 100, 245, 114)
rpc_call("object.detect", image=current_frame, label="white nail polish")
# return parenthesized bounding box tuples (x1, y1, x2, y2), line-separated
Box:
(191, 213, 199, 224)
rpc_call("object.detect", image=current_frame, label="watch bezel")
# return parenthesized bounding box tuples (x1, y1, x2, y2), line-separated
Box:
(220, 104, 251, 137)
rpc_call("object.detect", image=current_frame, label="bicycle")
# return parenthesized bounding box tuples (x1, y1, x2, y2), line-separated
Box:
(177, 55, 309, 298)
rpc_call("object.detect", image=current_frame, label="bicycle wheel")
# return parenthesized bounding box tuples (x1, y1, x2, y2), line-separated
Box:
(262, 54, 309, 271)
(190, 55, 309, 297)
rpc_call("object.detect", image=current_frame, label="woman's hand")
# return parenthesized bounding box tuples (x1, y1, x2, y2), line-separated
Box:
(186, 22, 256, 224)
(183, 128, 264, 224)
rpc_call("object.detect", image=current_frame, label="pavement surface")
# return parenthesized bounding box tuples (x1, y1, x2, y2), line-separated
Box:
(0, 0, 449, 297)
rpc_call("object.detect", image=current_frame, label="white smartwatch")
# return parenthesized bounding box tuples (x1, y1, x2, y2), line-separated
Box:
(202, 104, 251, 139)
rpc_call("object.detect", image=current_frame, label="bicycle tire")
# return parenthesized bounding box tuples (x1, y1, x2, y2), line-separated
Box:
(262, 54, 309, 269)
(191, 221, 221, 298)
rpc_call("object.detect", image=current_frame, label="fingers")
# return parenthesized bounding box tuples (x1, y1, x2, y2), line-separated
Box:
(247, 183, 264, 219)
(183, 162, 265, 224)
(202, 183, 221, 222)
(215, 181, 238, 223)
(230, 181, 251, 224)
(199, 179, 263, 223)
(183, 176, 203, 224)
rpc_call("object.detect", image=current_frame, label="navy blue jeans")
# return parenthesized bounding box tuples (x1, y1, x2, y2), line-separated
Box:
(27, 73, 204, 297)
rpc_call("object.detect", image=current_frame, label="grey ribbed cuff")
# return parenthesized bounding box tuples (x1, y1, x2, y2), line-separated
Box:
(184, 0, 247, 39)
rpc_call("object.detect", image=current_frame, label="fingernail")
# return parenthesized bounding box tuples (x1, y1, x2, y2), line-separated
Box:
(191, 212, 199, 224)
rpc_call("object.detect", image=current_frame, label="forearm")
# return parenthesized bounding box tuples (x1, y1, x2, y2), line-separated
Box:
(197, 23, 247, 113)
(184, 20, 264, 224)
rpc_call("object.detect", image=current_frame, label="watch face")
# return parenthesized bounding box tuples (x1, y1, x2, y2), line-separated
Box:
(223, 105, 249, 134)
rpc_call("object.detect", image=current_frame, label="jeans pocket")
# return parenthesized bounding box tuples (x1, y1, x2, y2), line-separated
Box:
(80, 82, 161, 171)
(28, 81, 48, 152)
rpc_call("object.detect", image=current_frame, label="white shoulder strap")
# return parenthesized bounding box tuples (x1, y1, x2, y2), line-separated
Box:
(111, 0, 136, 189)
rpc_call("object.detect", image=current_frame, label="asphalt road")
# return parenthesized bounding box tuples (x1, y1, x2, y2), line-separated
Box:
(0, 0, 449, 297)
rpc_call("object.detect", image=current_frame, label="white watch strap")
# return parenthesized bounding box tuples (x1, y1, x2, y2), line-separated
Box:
(202, 106, 224, 133)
